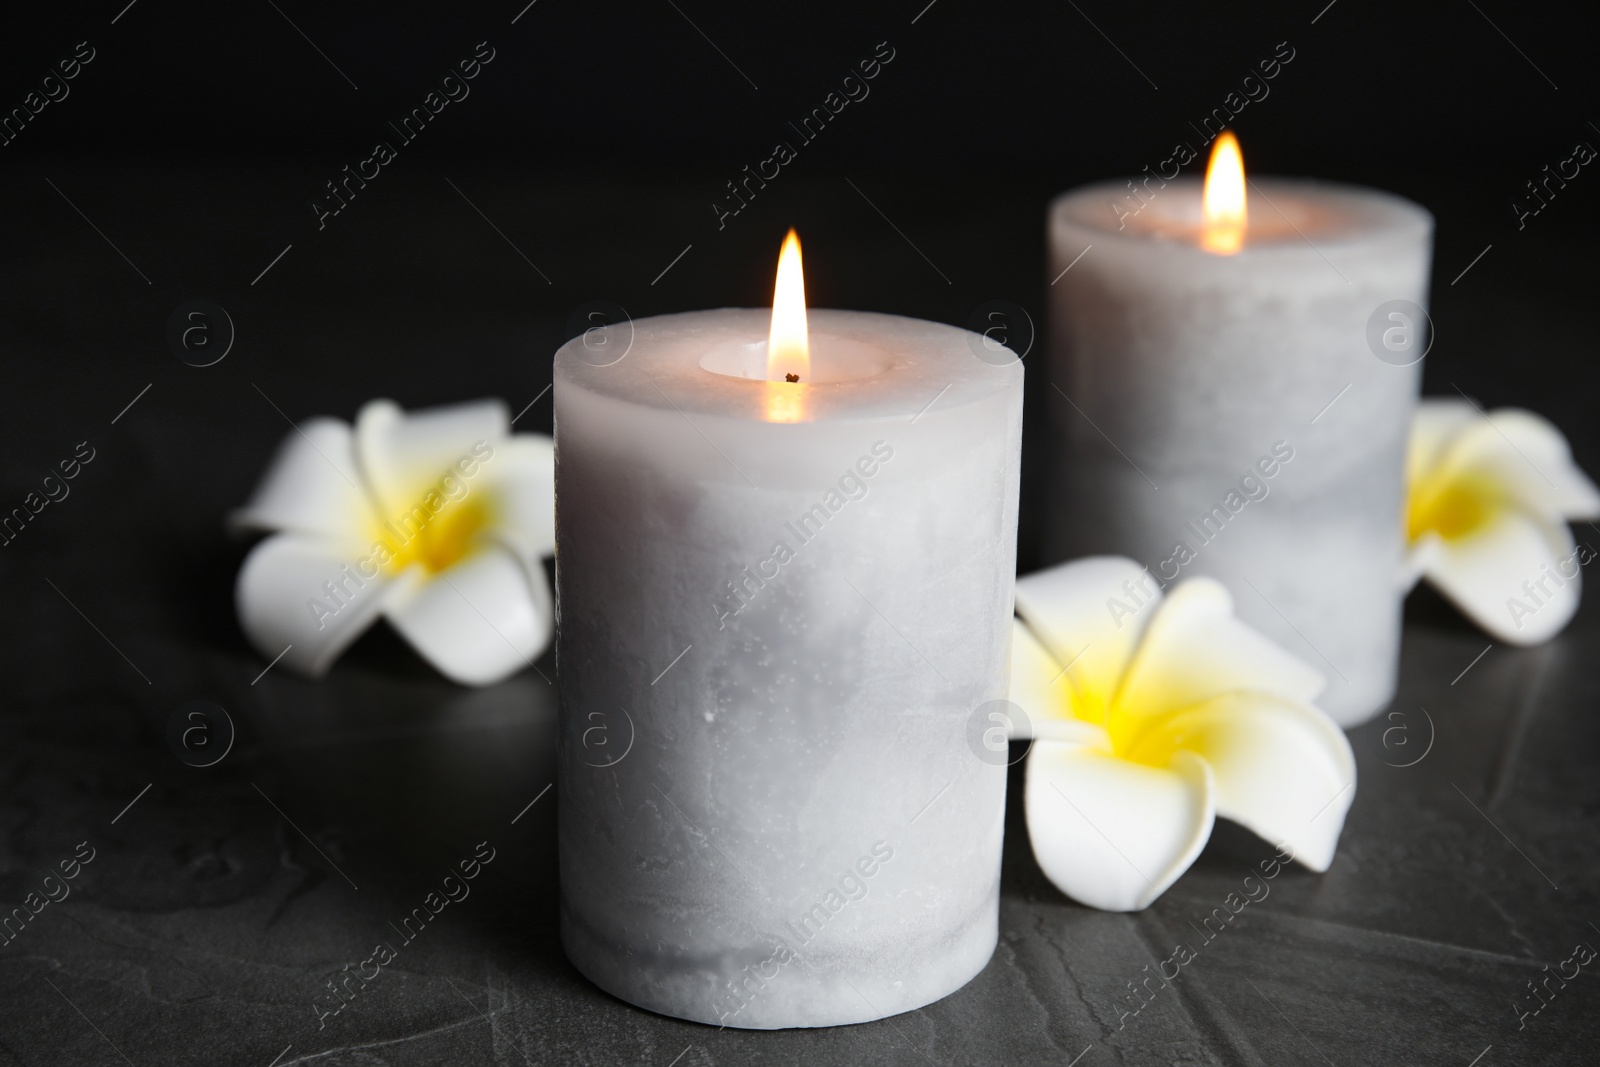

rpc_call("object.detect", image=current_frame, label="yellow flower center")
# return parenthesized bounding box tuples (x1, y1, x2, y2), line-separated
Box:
(1055, 675, 1171, 767)
(381, 494, 492, 574)
(1408, 472, 1497, 542)
(1099, 698, 1183, 767)
(1113, 710, 1190, 767)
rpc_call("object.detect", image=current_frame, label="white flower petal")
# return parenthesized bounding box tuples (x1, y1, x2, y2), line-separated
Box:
(1033, 718, 1116, 748)
(1007, 617, 1113, 745)
(1009, 618, 1063, 732)
(1024, 741, 1213, 911)
(235, 535, 411, 677)
(382, 547, 552, 685)
(1008, 618, 1104, 744)
(1014, 556, 1160, 722)
(1115, 579, 1326, 727)
(1130, 694, 1355, 872)
(476, 434, 556, 564)
(1452, 409, 1600, 519)
(1408, 399, 1479, 488)
(1423, 505, 1585, 645)
(356, 399, 510, 517)
(1399, 532, 1444, 592)
(228, 418, 373, 540)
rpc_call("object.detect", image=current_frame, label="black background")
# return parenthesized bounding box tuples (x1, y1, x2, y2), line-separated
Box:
(4, 0, 1599, 566)
(1, 2, 1597, 1065)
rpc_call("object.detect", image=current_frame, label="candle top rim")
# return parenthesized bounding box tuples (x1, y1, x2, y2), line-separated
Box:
(554, 307, 1021, 423)
(1052, 176, 1433, 250)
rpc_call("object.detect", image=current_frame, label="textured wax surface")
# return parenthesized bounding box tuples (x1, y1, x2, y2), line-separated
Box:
(1049, 179, 1433, 725)
(554, 312, 1023, 1026)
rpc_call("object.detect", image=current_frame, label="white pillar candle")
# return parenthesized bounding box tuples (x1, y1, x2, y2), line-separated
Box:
(1047, 149, 1432, 726)
(553, 276, 1023, 1026)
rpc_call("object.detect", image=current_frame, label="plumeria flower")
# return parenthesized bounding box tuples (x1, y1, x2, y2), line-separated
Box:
(1404, 399, 1600, 645)
(231, 399, 554, 686)
(1010, 557, 1355, 912)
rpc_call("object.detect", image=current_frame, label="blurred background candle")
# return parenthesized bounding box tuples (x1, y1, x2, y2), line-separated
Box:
(554, 233, 1023, 1027)
(1047, 135, 1434, 726)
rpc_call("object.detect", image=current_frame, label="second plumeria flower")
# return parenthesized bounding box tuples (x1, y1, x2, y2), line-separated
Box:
(231, 398, 554, 686)
(1010, 557, 1355, 912)
(1405, 398, 1600, 644)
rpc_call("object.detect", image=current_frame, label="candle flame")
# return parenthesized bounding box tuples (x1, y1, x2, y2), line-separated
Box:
(767, 229, 809, 382)
(1201, 131, 1247, 255)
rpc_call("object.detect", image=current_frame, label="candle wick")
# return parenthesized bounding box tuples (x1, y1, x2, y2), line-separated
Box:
(785, 373, 800, 383)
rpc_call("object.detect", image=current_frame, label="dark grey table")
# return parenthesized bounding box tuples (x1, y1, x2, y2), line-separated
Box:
(0, 154, 1595, 1066)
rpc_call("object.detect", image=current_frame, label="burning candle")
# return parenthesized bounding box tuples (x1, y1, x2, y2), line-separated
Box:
(553, 232, 1023, 1027)
(1047, 135, 1433, 726)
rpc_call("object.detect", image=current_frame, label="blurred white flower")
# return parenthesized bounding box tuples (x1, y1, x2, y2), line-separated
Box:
(231, 398, 554, 686)
(1405, 399, 1600, 645)
(1009, 557, 1354, 912)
